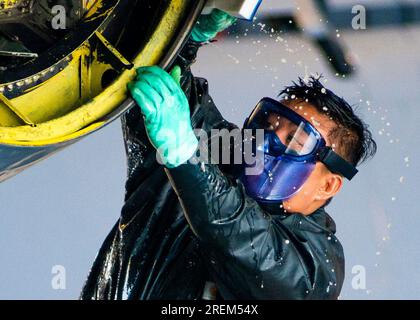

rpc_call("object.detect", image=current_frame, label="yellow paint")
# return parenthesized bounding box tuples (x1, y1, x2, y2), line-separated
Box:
(83, 0, 98, 11)
(0, 93, 34, 125)
(0, 101, 22, 127)
(0, 45, 91, 125)
(84, 0, 113, 21)
(94, 31, 132, 67)
(0, 0, 188, 146)
(0, 121, 105, 146)
(0, 0, 20, 10)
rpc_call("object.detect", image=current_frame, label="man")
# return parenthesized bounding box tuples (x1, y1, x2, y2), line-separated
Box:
(81, 9, 376, 300)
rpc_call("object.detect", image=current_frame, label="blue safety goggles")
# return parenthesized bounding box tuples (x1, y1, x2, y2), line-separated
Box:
(240, 97, 358, 202)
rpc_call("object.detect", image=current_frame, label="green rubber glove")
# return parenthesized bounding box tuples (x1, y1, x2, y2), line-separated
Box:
(128, 66, 198, 168)
(191, 8, 237, 43)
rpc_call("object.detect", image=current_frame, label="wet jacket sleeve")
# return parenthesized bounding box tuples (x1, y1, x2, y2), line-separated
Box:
(166, 161, 343, 300)
(121, 40, 202, 196)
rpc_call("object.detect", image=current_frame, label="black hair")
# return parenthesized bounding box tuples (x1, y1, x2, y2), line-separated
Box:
(279, 75, 377, 167)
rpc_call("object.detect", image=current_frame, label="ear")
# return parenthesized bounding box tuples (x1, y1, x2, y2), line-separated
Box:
(316, 173, 343, 202)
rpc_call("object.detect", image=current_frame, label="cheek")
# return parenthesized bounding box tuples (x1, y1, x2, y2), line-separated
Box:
(298, 173, 321, 197)
(283, 183, 314, 212)
(283, 167, 322, 212)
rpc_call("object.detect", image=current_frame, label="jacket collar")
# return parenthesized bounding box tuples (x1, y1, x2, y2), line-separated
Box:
(307, 207, 337, 234)
(259, 202, 337, 234)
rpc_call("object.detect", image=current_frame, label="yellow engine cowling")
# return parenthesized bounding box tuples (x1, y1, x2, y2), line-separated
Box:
(0, 0, 205, 181)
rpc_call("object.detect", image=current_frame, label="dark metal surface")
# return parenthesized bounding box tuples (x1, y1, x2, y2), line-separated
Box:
(0, 0, 118, 83)
(0, 0, 34, 23)
(0, 0, 86, 54)
(0, 50, 38, 58)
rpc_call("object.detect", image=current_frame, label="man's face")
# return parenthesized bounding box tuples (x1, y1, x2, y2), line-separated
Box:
(274, 100, 343, 215)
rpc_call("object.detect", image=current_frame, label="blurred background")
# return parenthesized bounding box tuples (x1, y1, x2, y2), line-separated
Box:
(0, 0, 419, 299)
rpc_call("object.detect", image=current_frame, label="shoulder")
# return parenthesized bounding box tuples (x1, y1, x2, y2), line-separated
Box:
(308, 207, 338, 234)
(273, 209, 345, 273)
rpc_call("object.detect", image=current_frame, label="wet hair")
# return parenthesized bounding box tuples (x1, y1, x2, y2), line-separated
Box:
(279, 75, 377, 166)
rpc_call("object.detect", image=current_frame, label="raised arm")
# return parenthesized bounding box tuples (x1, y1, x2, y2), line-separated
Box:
(122, 9, 236, 190)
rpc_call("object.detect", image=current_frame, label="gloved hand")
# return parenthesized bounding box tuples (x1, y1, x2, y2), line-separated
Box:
(191, 8, 237, 43)
(128, 66, 198, 168)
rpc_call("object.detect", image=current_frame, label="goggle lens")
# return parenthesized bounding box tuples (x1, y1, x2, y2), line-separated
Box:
(249, 107, 321, 158)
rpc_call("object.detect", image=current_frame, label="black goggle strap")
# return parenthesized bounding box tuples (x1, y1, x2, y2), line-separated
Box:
(318, 147, 358, 180)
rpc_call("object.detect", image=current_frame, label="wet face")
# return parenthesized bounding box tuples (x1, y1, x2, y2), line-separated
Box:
(279, 100, 344, 215)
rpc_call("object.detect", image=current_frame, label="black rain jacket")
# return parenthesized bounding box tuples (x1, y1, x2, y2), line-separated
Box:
(80, 40, 345, 300)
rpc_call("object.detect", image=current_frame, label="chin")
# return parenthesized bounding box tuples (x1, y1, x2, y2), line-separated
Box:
(283, 199, 310, 215)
